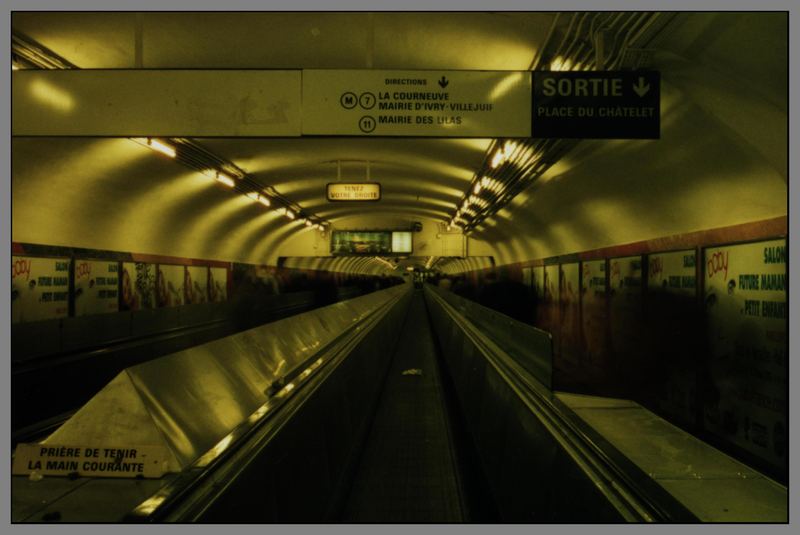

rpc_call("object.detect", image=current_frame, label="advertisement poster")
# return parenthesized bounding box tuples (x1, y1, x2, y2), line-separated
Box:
(232, 263, 281, 296)
(704, 239, 787, 473)
(558, 263, 581, 375)
(184, 265, 209, 304)
(581, 259, 608, 385)
(11, 256, 70, 324)
(521, 267, 532, 288)
(74, 259, 119, 317)
(532, 265, 543, 298)
(609, 256, 644, 392)
(539, 264, 560, 340)
(646, 250, 698, 425)
(120, 262, 156, 311)
(156, 264, 185, 308)
(531, 266, 544, 325)
(648, 250, 696, 296)
(208, 266, 228, 303)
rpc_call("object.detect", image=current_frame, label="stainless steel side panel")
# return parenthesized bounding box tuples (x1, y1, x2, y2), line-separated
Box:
(426, 284, 553, 389)
(44, 285, 410, 470)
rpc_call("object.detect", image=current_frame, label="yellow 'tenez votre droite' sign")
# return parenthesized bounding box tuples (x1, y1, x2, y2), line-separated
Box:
(327, 182, 381, 201)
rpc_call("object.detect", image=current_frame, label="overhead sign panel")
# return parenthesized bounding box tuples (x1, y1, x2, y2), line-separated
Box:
(302, 69, 531, 137)
(532, 71, 660, 139)
(13, 69, 659, 139)
(12, 70, 302, 136)
(327, 182, 381, 201)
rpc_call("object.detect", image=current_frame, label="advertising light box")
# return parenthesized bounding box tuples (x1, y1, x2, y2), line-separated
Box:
(581, 259, 608, 376)
(331, 230, 413, 255)
(74, 259, 119, 317)
(391, 232, 413, 254)
(155, 264, 185, 307)
(11, 256, 70, 323)
(703, 239, 787, 472)
(208, 266, 228, 302)
(185, 266, 209, 304)
(645, 249, 698, 426)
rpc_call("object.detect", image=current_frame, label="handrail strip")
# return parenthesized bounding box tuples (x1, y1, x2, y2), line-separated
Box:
(128, 285, 410, 521)
(424, 285, 697, 522)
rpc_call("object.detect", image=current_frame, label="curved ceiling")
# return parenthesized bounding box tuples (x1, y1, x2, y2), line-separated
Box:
(11, 11, 556, 271)
(11, 12, 788, 275)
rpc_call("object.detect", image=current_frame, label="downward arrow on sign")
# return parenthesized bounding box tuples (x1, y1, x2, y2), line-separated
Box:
(632, 77, 650, 97)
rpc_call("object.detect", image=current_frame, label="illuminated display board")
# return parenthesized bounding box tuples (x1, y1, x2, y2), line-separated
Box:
(391, 232, 413, 253)
(331, 230, 413, 255)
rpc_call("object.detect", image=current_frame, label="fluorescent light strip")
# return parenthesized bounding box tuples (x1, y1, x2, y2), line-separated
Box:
(278, 207, 296, 220)
(490, 150, 504, 168)
(134, 138, 330, 226)
(246, 191, 272, 207)
(148, 138, 176, 158)
(216, 173, 235, 188)
(503, 140, 518, 158)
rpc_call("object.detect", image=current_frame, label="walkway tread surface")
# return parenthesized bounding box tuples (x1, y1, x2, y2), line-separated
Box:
(341, 290, 465, 522)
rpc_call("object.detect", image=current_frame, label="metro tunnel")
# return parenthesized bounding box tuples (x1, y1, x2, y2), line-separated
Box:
(9, 11, 789, 524)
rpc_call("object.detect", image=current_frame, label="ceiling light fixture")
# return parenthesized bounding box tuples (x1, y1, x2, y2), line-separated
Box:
(490, 150, 504, 168)
(503, 140, 518, 158)
(216, 172, 235, 188)
(147, 138, 176, 158)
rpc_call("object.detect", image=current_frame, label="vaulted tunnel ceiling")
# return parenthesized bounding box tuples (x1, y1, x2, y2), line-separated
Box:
(11, 12, 788, 274)
(11, 11, 557, 266)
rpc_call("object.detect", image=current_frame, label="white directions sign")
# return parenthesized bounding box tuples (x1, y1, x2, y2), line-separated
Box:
(302, 70, 531, 137)
(13, 443, 169, 479)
